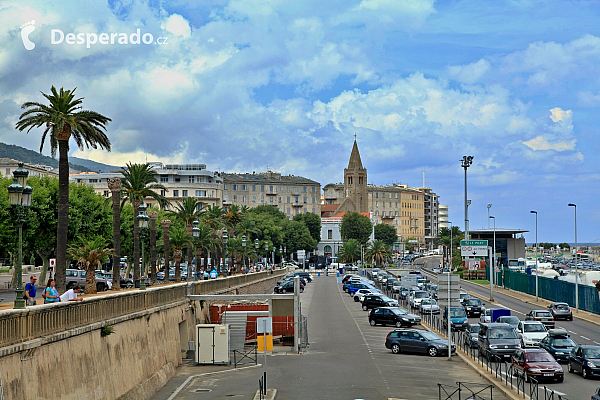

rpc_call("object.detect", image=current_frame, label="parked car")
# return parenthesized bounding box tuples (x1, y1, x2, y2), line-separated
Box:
(362, 294, 398, 311)
(538, 328, 577, 363)
(463, 297, 485, 317)
(478, 322, 521, 360)
(443, 307, 468, 331)
(100, 272, 134, 289)
(458, 291, 470, 304)
(371, 268, 380, 278)
(292, 271, 313, 282)
(385, 328, 455, 357)
(408, 290, 430, 309)
(353, 288, 373, 302)
(65, 268, 111, 292)
(511, 348, 564, 383)
(495, 316, 520, 330)
(348, 282, 371, 296)
(369, 306, 421, 327)
(525, 310, 555, 329)
(516, 321, 548, 348)
(464, 324, 480, 348)
(398, 286, 411, 299)
(547, 302, 573, 321)
(568, 345, 600, 379)
(592, 386, 600, 400)
(385, 278, 398, 291)
(273, 280, 304, 293)
(419, 298, 440, 314)
(391, 281, 402, 294)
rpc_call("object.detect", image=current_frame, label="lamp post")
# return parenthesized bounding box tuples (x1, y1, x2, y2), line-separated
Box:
(136, 203, 149, 290)
(279, 246, 283, 267)
(265, 242, 269, 268)
(487, 204, 492, 229)
(222, 228, 228, 277)
(242, 234, 247, 274)
(192, 220, 200, 281)
(489, 216, 495, 302)
(255, 239, 259, 269)
(284, 246, 287, 264)
(461, 156, 473, 241)
(568, 203, 578, 313)
(7, 163, 33, 309)
(530, 211, 538, 302)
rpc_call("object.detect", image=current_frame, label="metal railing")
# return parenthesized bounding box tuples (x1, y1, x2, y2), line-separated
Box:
(233, 346, 258, 368)
(258, 371, 267, 399)
(438, 382, 494, 400)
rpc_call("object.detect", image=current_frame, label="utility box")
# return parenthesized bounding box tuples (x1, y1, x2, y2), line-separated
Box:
(195, 324, 230, 365)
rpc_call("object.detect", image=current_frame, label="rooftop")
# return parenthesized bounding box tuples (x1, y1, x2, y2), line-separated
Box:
(223, 171, 319, 185)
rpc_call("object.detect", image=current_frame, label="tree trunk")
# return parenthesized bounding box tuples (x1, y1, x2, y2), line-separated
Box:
(85, 262, 97, 294)
(37, 249, 50, 286)
(174, 249, 182, 281)
(56, 139, 69, 291)
(149, 212, 158, 285)
(109, 178, 122, 290)
(133, 198, 141, 283)
(161, 220, 171, 278)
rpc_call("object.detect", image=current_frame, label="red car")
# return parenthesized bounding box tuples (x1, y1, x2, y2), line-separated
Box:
(511, 348, 564, 383)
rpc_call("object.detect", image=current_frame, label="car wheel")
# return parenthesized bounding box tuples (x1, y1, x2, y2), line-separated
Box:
(96, 283, 105, 292)
(282, 288, 287, 294)
(395, 321, 403, 328)
(354, 297, 359, 302)
(369, 319, 376, 326)
(556, 376, 564, 383)
(428, 347, 438, 357)
(362, 305, 368, 311)
(569, 315, 573, 321)
(126, 282, 134, 289)
(568, 363, 573, 373)
(583, 368, 589, 379)
(391, 344, 401, 354)
(300, 287, 304, 293)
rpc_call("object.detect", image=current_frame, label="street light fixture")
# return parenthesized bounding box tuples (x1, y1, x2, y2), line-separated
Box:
(192, 220, 200, 281)
(7, 163, 33, 309)
(242, 234, 247, 273)
(530, 211, 539, 302)
(222, 228, 228, 277)
(137, 203, 149, 290)
(255, 238, 259, 269)
(487, 204, 492, 229)
(265, 242, 269, 267)
(568, 203, 578, 313)
(489, 215, 496, 302)
(461, 156, 473, 241)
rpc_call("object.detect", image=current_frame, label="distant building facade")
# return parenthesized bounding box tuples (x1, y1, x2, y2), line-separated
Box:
(0, 158, 58, 179)
(439, 205, 449, 229)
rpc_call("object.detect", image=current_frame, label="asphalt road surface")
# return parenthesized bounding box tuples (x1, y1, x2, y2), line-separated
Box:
(414, 256, 600, 400)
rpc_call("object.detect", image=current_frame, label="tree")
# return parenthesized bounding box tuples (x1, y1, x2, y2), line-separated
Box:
(170, 197, 202, 272)
(67, 236, 114, 294)
(120, 163, 169, 284)
(366, 240, 391, 266)
(374, 223, 397, 246)
(340, 212, 372, 245)
(293, 212, 321, 243)
(559, 243, 570, 250)
(169, 227, 191, 281)
(338, 239, 361, 263)
(16, 86, 112, 291)
(282, 220, 316, 253)
(108, 177, 122, 290)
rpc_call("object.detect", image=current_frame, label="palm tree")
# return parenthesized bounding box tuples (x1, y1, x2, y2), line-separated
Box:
(170, 197, 202, 274)
(120, 163, 169, 285)
(67, 236, 114, 294)
(161, 219, 171, 278)
(194, 223, 214, 273)
(339, 239, 361, 263)
(107, 177, 122, 290)
(366, 240, 391, 266)
(148, 210, 158, 285)
(16, 86, 111, 291)
(169, 227, 191, 281)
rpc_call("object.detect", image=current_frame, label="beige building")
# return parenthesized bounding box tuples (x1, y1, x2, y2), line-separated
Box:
(70, 162, 223, 209)
(222, 171, 321, 217)
(0, 158, 58, 179)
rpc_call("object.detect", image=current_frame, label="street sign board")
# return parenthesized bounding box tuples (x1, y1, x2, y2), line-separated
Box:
(256, 317, 273, 334)
(437, 274, 460, 283)
(437, 299, 462, 308)
(460, 240, 488, 257)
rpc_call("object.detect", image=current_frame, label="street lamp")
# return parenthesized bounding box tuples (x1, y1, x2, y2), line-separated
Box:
(279, 246, 283, 267)
(265, 242, 269, 267)
(487, 204, 492, 229)
(568, 203, 578, 313)
(489, 216, 495, 302)
(7, 163, 33, 309)
(222, 228, 228, 277)
(242, 234, 247, 273)
(192, 220, 200, 281)
(461, 156, 473, 241)
(530, 211, 539, 302)
(255, 239, 259, 268)
(136, 203, 149, 290)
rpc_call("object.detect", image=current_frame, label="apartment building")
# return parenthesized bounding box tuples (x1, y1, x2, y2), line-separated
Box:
(222, 171, 321, 217)
(0, 158, 58, 178)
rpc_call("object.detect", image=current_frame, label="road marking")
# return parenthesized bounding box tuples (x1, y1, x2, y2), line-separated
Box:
(494, 303, 525, 316)
(580, 336, 590, 340)
(568, 330, 577, 334)
(593, 341, 600, 345)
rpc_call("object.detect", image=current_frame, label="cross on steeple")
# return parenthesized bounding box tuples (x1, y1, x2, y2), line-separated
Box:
(354, 132, 357, 140)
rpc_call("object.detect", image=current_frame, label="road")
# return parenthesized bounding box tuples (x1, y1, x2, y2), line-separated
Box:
(412, 256, 600, 400)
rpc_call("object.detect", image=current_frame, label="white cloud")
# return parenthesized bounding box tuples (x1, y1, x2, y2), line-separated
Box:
(522, 136, 575, 151)
(163, 14, 191, 38)
(447, 59, 490, 84)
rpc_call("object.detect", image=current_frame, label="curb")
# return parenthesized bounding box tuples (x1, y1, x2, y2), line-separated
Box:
(253, 388, 277, 400)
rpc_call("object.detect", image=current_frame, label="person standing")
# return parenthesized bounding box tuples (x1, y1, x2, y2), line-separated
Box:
(60, 285, 83, 302)
(24, 275, 37, 306)
(43, 279, 60, 304)
(209, 268, 218, 279)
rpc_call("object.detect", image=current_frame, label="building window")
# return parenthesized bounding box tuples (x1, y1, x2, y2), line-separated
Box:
(279, 197, 282, 203)
(261, 195, 265, 202)
(375, 192, 378, 199)
(287, 207, 291, 214)
(224, 184, 227, 190)
(312, 207, 315, 213)
(287, 196, 290, 203)
(312, 187, 315, 193)
(188, 176, 194, 183)
(348, 176, 353, 185)
(303, 197, 307, 203)
(303, 186, 307, 193)
(103, 190, 109, 197)
(359, 177, 363, 184)
(182, 190, 188, 197)
(270, 185, 274, 193)
(173, 190, 179, 197)
(287, 186, 290, 193)
(160, 175, 168, 183)
(261, 185, 264, 192)
(279, 186, 282, 192)
(161, 190, 166, 197)
(196, 204, 203, 212)
(312, 197, 316, 204)
(328, 230, 333, 239)
(232, 184, 238, 191)
(195, 190, 207, 197)
(295, 187, 299, 194)
(294, 196, 299, 204)
(382, 193, 385, 199)
(241, 184, 247, 191)
(252, 195, 256, 202)
(252, 185, 256, 191)
(233, 195, 237, 201)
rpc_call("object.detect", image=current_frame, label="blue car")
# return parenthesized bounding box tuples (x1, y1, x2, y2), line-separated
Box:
(348, 282, 370, 296)
(443, 307, 469, 331)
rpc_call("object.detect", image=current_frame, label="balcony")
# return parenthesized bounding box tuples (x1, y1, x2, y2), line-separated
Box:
(266, 191, 277, 196)
(292, 202, 303, 207)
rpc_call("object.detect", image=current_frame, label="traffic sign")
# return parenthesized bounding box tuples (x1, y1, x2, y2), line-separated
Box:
(460, 240, 488, 257)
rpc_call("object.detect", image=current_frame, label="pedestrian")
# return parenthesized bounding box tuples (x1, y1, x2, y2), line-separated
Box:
(203, 270, 209, 280)
(24, 275, 37, 306)
(60, 285, 83, 302)
(209, 268, 218, 279)
(43, 278, 60, 304)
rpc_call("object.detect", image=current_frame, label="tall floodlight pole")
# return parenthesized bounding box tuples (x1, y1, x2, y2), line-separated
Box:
(461, 156, 473, 241)
(487, 204, 492, 229)
(530, 211, 538, 302)
(489, 216, 495, 302)
(568, 204, 578, 313)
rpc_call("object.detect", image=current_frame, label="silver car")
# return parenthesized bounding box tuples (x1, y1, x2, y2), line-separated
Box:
(419, 298, 440, 314)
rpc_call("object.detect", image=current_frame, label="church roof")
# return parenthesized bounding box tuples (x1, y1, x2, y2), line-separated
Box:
(347, 140, 364, 170)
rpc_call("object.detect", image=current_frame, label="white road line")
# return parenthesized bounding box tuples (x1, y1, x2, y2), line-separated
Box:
(580, 336, 590, 340)
(494, 303, 525, 316)
(568, 330, 577, 334)
(593, 341, 600, 345)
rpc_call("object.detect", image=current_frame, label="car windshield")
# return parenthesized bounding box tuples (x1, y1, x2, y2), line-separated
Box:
(415, 292, 428, 298)
(549, 338, 576, 347)
(381, 296, 394, 302)
(460, 293, 469, 299)
(535, 311, 552, 318)
(524, 324, 546, 333)
(465, 299, 481, 306)
(469, 325, 480, 333)
(555, 304, 570, 311)
(584, 348, 600, 358)
(526, 353, 555, 362)
(422, 299, 437, 305)
(500, 317, 520, 325)
(393, 281, 402, 286)
(488, 328, 518, 339)
(391, 308, 408, 315)
(421, 332, 440, 341)
(449, 308, 466, 318)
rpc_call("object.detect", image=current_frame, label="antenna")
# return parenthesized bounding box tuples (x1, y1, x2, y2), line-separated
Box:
(422, 171, 425, 188)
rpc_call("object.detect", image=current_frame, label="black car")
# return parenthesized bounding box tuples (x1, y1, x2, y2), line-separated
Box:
(385, 328, 455, 357)
(362, 294, 398, 311)
(277, 277, 306, 286)
(464, 323, 480, 348)
(548, 302, 573, 321)
(538, 329, 577, 363)
(525, 310, 555, 329)
(462, 298, 485, 317)
(568, 345, 600, 379)
(273, 280, 304, 293)
(369, 307, 421, 327)
(292, 271, 313, 282)
(385, 278, 398, 291)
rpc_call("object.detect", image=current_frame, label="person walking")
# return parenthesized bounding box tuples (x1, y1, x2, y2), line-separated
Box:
(209, 268, 218, 279)
(60, 285, 83, 302)
(43, 279, 60, 304)
(24, 275, 37, 306)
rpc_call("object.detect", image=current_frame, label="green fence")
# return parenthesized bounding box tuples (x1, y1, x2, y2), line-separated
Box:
(485, 266, 600, 315)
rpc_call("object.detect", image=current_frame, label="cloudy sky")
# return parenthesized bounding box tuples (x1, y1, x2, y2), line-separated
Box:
(1, 0, 599, 243)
